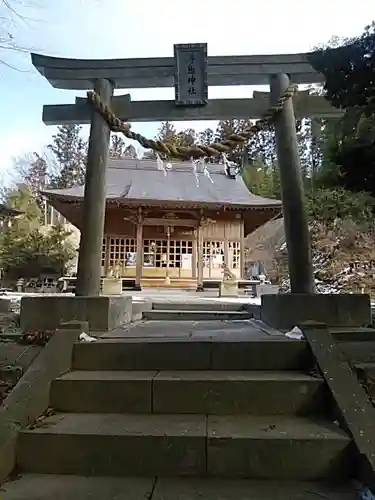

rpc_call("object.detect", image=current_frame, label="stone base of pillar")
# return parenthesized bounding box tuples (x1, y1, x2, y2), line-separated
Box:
(133, 284, 142, 291)
(102, 278, 122, 295)
(196, 284, 204, 292)
(20, 296, 132, 332)
(261, 293, 371, 330)
(219, 280, 238, 297)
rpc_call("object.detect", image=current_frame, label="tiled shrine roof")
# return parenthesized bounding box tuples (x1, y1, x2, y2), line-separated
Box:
(41, 158, 282, 210)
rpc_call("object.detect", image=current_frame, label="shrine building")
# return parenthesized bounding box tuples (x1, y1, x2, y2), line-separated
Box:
(41, 158, 281, 289)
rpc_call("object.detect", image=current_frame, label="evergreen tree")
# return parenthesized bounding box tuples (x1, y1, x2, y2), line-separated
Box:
(176, 128, 196, 147)
(13, 152, 49, 206)
(246, 123, 276, 167)
(157, 122, 178, 143)
(198, 128, 215, 145)
(215, 119, 252, 164)
(25, 154, 48, 193)
(142, 149, 157, 160)
(123, 144, 137, 158)
(157, 122, 197, 149)
(306, 24, 375, 195)
(109, 135, 138, 159)
(48, 124, 87, 188)
(242, 159, 278, 199)
(109, 135, 126, 158)
(308, 23, 375, 112)
(0, 184, 76, 278)
(4, 184, 42, 234)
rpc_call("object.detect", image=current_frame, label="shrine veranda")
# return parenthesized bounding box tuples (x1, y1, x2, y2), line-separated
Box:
(33, 44, 341, 294)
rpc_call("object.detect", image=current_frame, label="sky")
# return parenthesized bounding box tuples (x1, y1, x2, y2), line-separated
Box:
(0, 0, 373, 184)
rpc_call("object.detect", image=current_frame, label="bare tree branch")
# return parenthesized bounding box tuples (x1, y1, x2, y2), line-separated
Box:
(0, 0, 40, 69)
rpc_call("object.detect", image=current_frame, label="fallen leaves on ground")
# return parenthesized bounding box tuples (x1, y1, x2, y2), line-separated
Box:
(19, 329, 56, 346)
(277, 221, 375, 298)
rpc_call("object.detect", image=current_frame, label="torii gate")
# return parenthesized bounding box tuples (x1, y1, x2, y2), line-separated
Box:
(31, 45, 340, 296)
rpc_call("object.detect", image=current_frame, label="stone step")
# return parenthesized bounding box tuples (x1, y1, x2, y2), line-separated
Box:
(17, 413, 351, 479)
(341, 341, 375, 364)
(151, 301, 250, 312)
(50, 370, 326, 415)
(353, 362, 375, 378)
(72, 339, 311, 371)
(1, 474, 358, 500)
(331, 327, 375, 342)
(0, 330, 22, 341)
(143, 309, 253, 321)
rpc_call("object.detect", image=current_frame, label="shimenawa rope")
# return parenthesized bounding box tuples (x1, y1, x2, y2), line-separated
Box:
(86, 84, 297, 160)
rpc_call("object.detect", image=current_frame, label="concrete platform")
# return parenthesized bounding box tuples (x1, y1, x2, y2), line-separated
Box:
(1, 475, 358, 500)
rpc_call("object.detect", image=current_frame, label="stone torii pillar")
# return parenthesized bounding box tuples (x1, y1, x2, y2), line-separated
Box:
(75, 79, 114, 296)
(270, 73, 315, 294)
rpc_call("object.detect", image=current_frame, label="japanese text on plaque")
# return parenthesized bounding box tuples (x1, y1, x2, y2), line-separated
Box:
(187, 52, 197, 96)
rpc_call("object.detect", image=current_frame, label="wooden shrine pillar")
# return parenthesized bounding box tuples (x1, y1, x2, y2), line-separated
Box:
(76, 78, 113, 296)
(165, 226, 171, 285)
(240, 217, 245, 280)
(104, 236, 110, 276)
(270, 73, 315, 293)
(135, 208, 143, 291)
(223, 224, 229, 269)
(192, 229, 197, 279)
(196, 224, 204, 291)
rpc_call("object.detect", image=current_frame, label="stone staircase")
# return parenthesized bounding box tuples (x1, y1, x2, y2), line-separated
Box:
(4, 335, 359, 498)
(143, 299, 254, 321)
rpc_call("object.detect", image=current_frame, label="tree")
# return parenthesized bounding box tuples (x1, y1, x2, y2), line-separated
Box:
(109, 135, 126, 158)
(198, 128, 215, 145)
(48, 124, 87, 188)
(0, 184, 75, 279)
(308, 24, 375, 111)
(242, 158, 279, 199)
(4, 184, 42, 233)
(109, 135, 138, 159)
(215, 119, 252, 164)
(157, 122, 197, 149)
(305, 187, 375, 226)
(142, 149, 157, 160)
(246, 123, 276, 167)
(123, 144, 137, 158)
(0, 0, 29, 68)
(308, 27, 375, 196)
(176, 128, 196, 147)
(13, 153, 48, 207)
(157, 122, 178, 143)
(329, 117, 375, 194)
(0, 225, 76, 279)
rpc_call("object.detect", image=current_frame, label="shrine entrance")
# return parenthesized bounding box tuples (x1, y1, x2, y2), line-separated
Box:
(105, 235, 195, 280)
(32, 45, 341, 295)
(143, 238, 194, 279)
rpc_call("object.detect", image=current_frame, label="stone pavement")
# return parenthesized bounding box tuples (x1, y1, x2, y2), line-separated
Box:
(103, 318, 282, 340)
(126, 288, 261, 306)
(1, 474, 358, 499)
